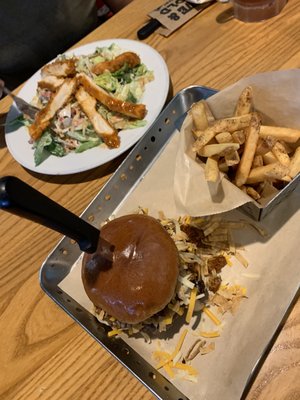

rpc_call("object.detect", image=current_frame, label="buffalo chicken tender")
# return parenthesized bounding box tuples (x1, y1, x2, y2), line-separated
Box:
(77, 73, 147, 120)
(92, 51, 141, 75)
(41, 59, 77, 78)
(75, 86, 120, 148)
(37, 75, 65, 92)
(29, 78, 77, 140)
(189, 87, 300, 203)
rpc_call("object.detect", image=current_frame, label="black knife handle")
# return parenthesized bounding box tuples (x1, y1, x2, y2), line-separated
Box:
(137, 19, 161, 40)
(0, 176, 100, 253)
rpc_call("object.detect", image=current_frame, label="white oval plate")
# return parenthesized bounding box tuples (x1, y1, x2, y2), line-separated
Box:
(5, 39, 169, 175)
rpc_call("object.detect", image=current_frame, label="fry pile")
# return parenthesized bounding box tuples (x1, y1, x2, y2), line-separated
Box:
(190, 86, 300, 202)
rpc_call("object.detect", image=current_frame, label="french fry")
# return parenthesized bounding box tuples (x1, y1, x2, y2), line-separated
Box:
(197, 143, 240, 158)
(259, 125, 300, 143)
(235, 86, 253, 116)
(190, 101, 209, 130)
(246, 163, 289, 184)
(215, 131, 232, 143)
(234, 114, 260, 186)
(225, 150, 240, 166)
(211, 114, 253, 133)
(205, 157, 220, 182)
(245, 185, 261, 200)
(255, 136, 276, 155)
(279, 175, 292, 182)
(252, 155, 264, 168)
(218, 160, 229, 173)
(192, 127, 218, 152)
(289, 146, 300, 178)
(193, 115, 253, 152)
(262, 151, 278, 165)
(231, 130, 246, 144)
(271, 141, 290, 166)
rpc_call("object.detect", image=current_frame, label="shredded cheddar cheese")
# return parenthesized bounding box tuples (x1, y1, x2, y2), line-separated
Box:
(107, 329, 122, 337)
(156, 329, 188, 370)
(186, 287, 198, 323)
(202, 307, 221, 326)
(163, 363, 175, 378)
(173, 362, 198, 376)
(199, 330, 220, 338)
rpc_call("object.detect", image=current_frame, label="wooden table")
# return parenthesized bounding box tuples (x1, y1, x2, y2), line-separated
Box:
(0, 1, 299, 399)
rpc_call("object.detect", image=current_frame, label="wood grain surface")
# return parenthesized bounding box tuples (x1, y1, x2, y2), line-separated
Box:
(0, 0, 299, 399)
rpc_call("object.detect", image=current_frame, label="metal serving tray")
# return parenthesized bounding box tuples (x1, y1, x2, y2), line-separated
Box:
(40, 86, 299, 400)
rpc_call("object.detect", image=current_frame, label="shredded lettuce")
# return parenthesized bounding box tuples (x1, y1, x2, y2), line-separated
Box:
(75, 139, 101, 153)
(33, 130, 65, 166)
(94, 72, 118, 92)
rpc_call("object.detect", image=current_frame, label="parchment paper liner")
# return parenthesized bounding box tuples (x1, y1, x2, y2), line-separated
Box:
(174, 69, 300, 216)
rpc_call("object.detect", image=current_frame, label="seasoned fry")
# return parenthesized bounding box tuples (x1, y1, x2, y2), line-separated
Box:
(262, 151, 278, 165)
(211, 114, 253, 133)
(197, 143, 240, 158)
(232, 130, 246, 144)
(192, 127, 218, 152)
(75, 86, 120, 148)
(246, 163, 289, 184)
(259, 125, 300, 143)
(252, 155, 263, 168)
(205, 157, 220, 182)
(271, 141, 290, 166)
(255, 136, 276, 155)
(289, 146, 300, 178)
(218, 160, 229, 173)
(245, 186, 261, 200)
(215, 131, 232, 143)
(225, 150, 240, 166)
(193, 114, 253, 152)
(190, 101, 209, 130)
(234, 114, 260, 187)
(77, 73, 147, 119)
(234, 86, 253, 116)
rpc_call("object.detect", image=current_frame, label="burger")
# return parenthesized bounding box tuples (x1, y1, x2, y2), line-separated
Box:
(82, 212, 229, 338)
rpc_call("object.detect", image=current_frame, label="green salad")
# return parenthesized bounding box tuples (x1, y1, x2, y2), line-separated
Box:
(24, 43, 154, 166)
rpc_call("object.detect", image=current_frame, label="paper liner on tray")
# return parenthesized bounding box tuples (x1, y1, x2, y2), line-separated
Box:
(57, 70, 300, 400)
(174, 69, 300, 216)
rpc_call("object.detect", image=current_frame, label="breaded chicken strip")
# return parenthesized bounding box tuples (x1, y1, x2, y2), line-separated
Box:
(41, 59, 77, 78)
(29, 78, 77, 140)
(75, 86, 120, 149)
(92, 51, 140, 75)
(77, 73, 146, 120)
(38, 75, 65, 91)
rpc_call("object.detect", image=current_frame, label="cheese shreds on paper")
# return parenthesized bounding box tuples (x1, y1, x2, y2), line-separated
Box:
(199, 330, 220, 338)
(186, 287, 198, 323)
(202, 307, 222, 326)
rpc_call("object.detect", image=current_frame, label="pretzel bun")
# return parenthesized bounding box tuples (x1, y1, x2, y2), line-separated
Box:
(82, 214, 179, 324)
